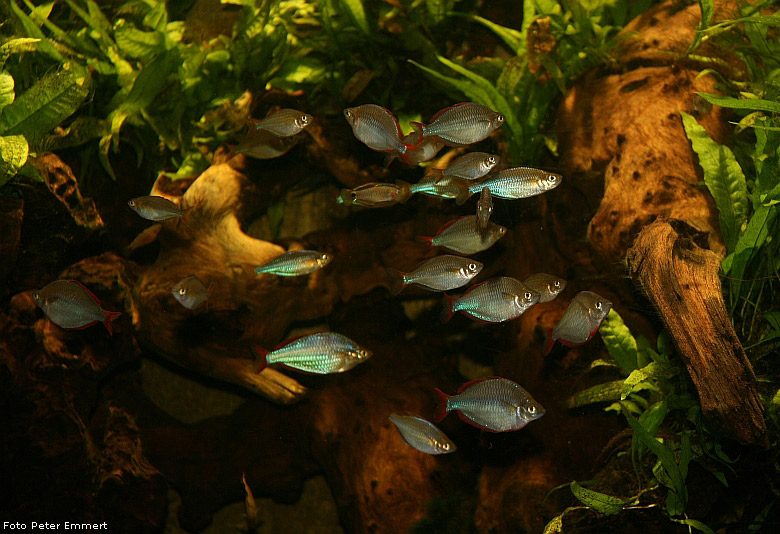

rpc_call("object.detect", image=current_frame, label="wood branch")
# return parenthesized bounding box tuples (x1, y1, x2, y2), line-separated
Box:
(626, 217, 766, 445)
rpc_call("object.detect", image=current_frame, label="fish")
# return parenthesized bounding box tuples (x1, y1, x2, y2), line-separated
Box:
(476, 186, 493, 231)
(32, 279, 122, 335)
(396, 133, 445, 166)
(389, 414, 457, 455)
(387, 255, 483, 294)
(171, 276, 210, 310)
(522, 273, 566, 303)
(127, 195, 187, 222)
(411, 102, 504, 147)
(455, 167, 563, 205)
(434, 377, 545, 432)
(543, 291, 612, 355)
(338, 182, 411, 208)
(405, 175, 469, 200)
(441, 276, 539, 323)
(344, 104, 419, 155)
(253, 108, 313, 137)
(434, 152, 499, 182)
(235, 126, 301, 159)
(254, 250, 333, 277)
(254, 332, 372, 374)
(418, 215, 506, 255)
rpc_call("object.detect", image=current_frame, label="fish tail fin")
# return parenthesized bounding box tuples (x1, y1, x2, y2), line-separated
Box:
(403, 142, 422, 153)
(440, 293, 455, 323)
(416, 235, 434, 249)
(434, 388, 450, 422)
(543, 328, 555, 356)
(410, 122, 426, 145)
(454, 180, 472, 206)
(103, 310, 122, 335)
(253, 345, 270, 373)
(386, 268, 406, 295)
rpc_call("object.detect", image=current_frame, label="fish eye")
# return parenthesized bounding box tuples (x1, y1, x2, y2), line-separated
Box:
(528, 405, 537, 415)
(351, 192, 358, 200)
(498, 227, 506, 234)
(595, 301, 603, 310)
(468, 262, 478, 271)
(547, 174, 558, 183)
(179, 288, 186, 296)
(495, 114, 505, 123)
(128, 200, 136, 207)
(553, 281, 561, 288)
(344, 109, 352, 119)
(441, 442, 450, 450)
(486, 156, 497, 165)
(300, 115, 310, 125)
(524, 292, 533, 300)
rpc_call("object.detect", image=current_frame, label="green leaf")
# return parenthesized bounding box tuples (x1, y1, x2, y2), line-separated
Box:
(114, 21, 165, 60)
(620, 362, 659, 400)
(698, 0, 714, 29)
(569, 482, 624, 515)
(0, 134, 29, 186)
(0, 68, 90, 143)
(117, 49, 178, 115)
(467, 14, 524, 54)
(681, 111, 749, 252)
(8, 0, 63, 61)
(0, 37, 41, 68)
(599, 309, 639, 373)
(721, 204, 776, 304)
(0, 72, 14, 114)
(340, 0, 370, 34)
(567, 380, 623, 408)
(671, 518, 716, 534)
(697, 92, 780, 114)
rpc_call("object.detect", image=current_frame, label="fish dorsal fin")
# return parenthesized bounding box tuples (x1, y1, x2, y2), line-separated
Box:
(456, 376, 502, 394)
(273, 331, 327, 350)
(435, 215, 470, 236)
(429, 102, 467, 123)
(67, 279, 101, 306)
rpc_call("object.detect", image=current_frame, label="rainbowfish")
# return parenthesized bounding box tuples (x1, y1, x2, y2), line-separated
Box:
(418, 215, 506, 255)
(253, 108, 312, 137)
(434, 377, 545, 432)
(476, 186, 493, 231)
(254, 332, 372, 374)
(254, 250, 333, 277)
(411, 102, 504, 147)
(397, 133, 444, 166)
(544, 291, 612, 355)
(387, 255, 483, 294)
(434, 152, 499, 182)
(172, 276, 210, 310)
(344, 104, 418, 155)
(523, 273, 566, 303)
(405, 175, 468, 200)
(338, 182, 410, 208)
(128, 196, 187, 222)
(234, 128, 300, 159)
(389, 414, 457, 455)
(441, 277, 539, 323)
(32, 280, 122, 335)
(456, 167, 563, 205)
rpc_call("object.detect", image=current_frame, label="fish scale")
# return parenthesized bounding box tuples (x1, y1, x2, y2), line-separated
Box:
(443, 276, 539, 323)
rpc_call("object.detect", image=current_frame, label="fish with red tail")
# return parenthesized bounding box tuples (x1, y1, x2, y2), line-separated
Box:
(418, 215, 506, 255)
(128, 195, 189, 222)
(253, 108, 312, 137)
(389, 414, 457, 455)
(254, 332, 372, 374)
(396, 133, 444, 166)
(476, 186, 493, 230)
(433, 152, 499, 182)
(344, 104, 419, 156)
(522, 273, 566, 303)
(455, 167, 562, 205)
(32, 280, 122, 334)
(543, 291, 612, 355)
(411, 102, 504, 147)
(387, 255, 483, 294)
(441, 276, 539, 323)
(338, 182, 411, 208)
(434, 377, 545, 432)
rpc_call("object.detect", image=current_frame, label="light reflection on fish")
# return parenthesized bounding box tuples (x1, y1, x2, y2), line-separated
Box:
(441, 276, 539, 323)
(389, 414, 456, 455)
(32, 279, 122, 335)
(254, 250, 333, 277)
(418, 215, 506, 255)
(412, 102, 504, 147)
(338, 182, 411, 208)
(253, 108, 313, 137)
(544, 291, 612, 355)
(434, 152, 499, 182)
(476, 186, 493, 230)
(405, 175, 468, 200)
(254, 332, 372, 374)
(434, 377, 545, 432)
(127, 196, 186, 222)
(344, 104, 418, 156)
(172, 276, 210, 310)
(456, 167, 563, 205)
(522, 273, 566, 303)
(387, 255, 483, 294)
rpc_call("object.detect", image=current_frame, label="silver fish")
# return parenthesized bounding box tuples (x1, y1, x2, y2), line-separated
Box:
(441, 277, 539, 323)
(344, 104, 416, 155)
(435, 377, 545, 432)
(412, 102, 504, 147)
(171, 276, 209, 310)
(457, 167, 562, 205)
(254, 250, 333, 277)
(127, 196, 186, 222)
(255, 332, 372, 374)
(523, 273, 566, 303)
(397, 133, 444, 166)
(419, 215, 506, 255)
(544, 291, 612, 355)
(406, 175, 468, 200)
(338, 182, 410, 208)
(32, 279, 122, 335)
(253, 108, 313, 137)
(476, 186, 493, 230)
(435, 152, 499, 181)
(387, 255, 483, 294)
(235, 128, 300, 159)
(389, 414, 457, 455)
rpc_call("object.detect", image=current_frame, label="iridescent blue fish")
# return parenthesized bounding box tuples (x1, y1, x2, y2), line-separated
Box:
(387, 255, 483, 294)
(32, 279, 122, 335)
(254, 250, 333, 277)
(389, 414, 457, 455)
(254, 332, 372, 374)
(544, 291, 612, 355)
(441, 276, 539, 323)
(456, 167, 563, 205)
(434, 377, 545, 432)
(418, 215, 506, 255)
(404, 175, 468, 200)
